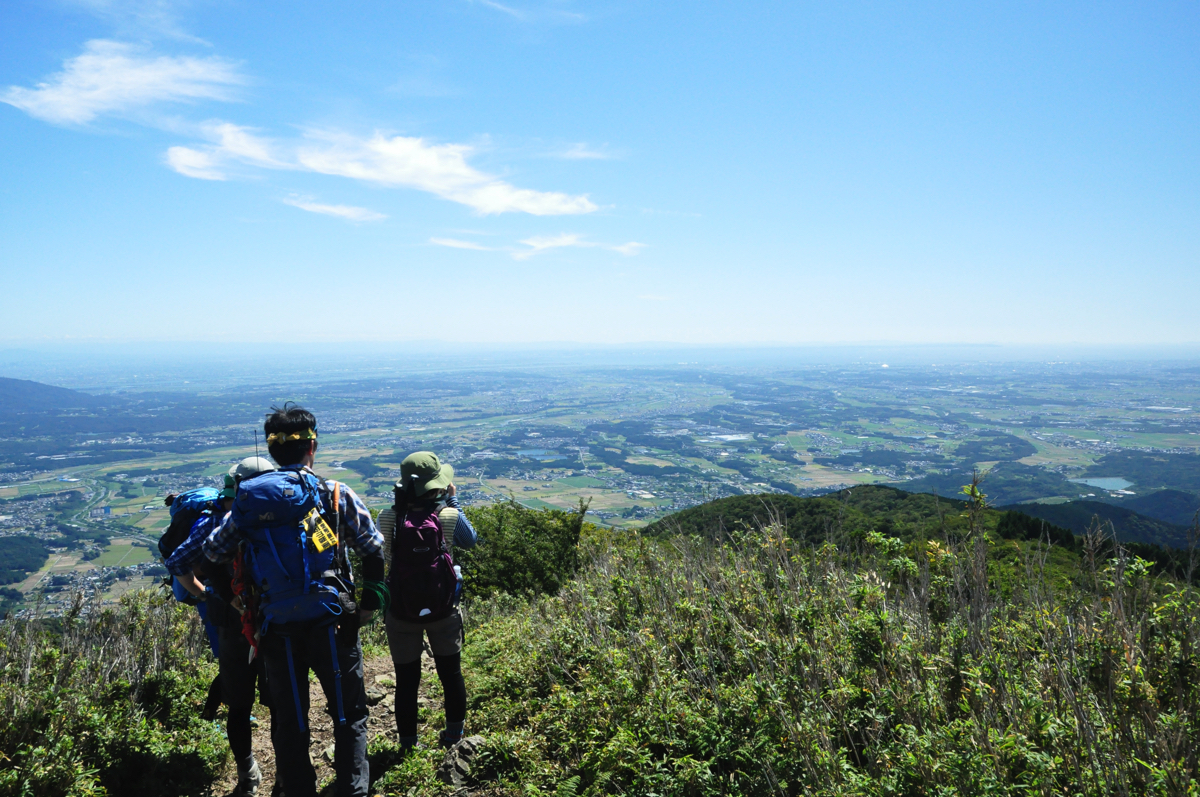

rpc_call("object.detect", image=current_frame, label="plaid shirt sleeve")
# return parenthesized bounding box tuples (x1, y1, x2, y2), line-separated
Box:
(166, 513, 221, 576)
(325, 479, 383, 558)
(202, 472, 384, 562)
(202, 509, 242, 564)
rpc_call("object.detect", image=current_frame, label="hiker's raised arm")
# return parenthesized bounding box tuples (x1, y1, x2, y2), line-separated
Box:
(444, 490, 478, 549)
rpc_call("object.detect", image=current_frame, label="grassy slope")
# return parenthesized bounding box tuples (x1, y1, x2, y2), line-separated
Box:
(447, 528, 1200, 796)
(6, 497, 1198, 797)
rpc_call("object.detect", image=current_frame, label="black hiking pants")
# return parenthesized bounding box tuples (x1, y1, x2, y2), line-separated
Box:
(261, 621, 369, 797)
(217, 626, 273, 763)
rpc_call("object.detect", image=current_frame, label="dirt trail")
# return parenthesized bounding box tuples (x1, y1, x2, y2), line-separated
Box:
(212, 649, 441, 796)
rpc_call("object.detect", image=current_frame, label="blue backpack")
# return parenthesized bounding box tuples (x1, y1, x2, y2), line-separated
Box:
(158, 488, 220, 561)
(232, 469, 350, 628)
(171, 487, 220, 518)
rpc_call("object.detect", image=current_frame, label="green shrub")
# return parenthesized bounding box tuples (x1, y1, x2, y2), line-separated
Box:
(0, 590, 226, 796)
(445, 525, 1200, 797)
(457, 501, 592, 599)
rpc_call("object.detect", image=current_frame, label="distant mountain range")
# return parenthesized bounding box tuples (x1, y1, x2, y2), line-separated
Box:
(0, 377, 99, 411)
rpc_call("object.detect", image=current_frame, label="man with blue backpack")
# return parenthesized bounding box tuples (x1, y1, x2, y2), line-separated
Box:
(166, 456, 277, 797)
(159, 485, 225, 720)
(203, 404, 386, 797)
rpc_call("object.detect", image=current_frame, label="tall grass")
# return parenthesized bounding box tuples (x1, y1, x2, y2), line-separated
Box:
(0, 588, 226, 796)
(449, 514, 1200, 796)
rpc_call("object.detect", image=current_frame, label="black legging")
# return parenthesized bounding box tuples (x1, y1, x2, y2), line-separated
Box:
(395, 653, 467, 738)
(219, 627, 272, 762)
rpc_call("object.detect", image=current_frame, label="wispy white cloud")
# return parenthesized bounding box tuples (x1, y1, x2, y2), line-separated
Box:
(476, 0, 524, 18)
(164, 126, 597, 216)
(511, 233, 646, 260)
(557, 142, 612, 160)
(295, 132, 597, 216)
(0, 40, 241, 124)
(66, 0, 207, 43)
(469, 0, 586, 23)
(163, 122, 281, 179)
(430, 237, 494, 251)
(512, 233, 591, 259)
(611, 242, 646, 256)
(165, 145, 224, 179)
(207, 122, 283, 166)
(282, 195, 386, 222)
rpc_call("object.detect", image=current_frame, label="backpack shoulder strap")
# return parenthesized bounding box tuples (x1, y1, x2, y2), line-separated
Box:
(436, 507, 459, 549)
(332, 480, 342, 534)
(379, 506, 396, 572)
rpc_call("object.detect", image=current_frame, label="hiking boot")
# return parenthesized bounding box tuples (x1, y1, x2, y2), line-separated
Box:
(235, 758, 262, 796)
(439, 729, 464, 749)
(270, 780, 285, 797)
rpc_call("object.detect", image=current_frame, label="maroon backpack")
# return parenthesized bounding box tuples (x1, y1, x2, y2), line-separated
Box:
(387, 507, 458, 624)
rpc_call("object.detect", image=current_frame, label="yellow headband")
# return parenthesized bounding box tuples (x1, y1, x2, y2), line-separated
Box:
(266, 429, 317, 445)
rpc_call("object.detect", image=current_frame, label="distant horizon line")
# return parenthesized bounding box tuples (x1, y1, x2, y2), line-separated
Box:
(4, 340, 1200, 351)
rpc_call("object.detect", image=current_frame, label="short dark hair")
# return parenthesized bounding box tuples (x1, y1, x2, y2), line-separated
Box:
(264, 403, 318, 466)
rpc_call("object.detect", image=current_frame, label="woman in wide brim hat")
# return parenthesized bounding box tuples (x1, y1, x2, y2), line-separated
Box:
(378, 451, 478, 752)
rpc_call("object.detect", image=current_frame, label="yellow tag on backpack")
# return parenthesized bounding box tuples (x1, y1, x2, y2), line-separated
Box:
(304, 508, 338, 553)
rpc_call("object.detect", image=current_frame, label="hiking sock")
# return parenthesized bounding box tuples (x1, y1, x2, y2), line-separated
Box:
(433, 653, 467, 725)
(395, 659, 422, 739)
(236, 756, 262, 796)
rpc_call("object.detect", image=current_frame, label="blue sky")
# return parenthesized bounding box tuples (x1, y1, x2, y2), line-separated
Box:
(1, 1, 1197, 345)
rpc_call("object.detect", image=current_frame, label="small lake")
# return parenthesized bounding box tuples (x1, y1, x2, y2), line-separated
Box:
(1069, 477, 1133, 491)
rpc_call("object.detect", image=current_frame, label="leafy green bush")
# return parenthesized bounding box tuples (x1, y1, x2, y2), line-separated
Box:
(444, 523, 1200, 797)
(457, 501, 592, 599)
(0, 590, 226, 796)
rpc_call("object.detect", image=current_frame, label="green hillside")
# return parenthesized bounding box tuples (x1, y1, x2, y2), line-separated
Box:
(1115, 488, 1200, 528)
(1015, 499, 1190, 549)
(642, 484, 979, 541)
(0, 376, 97, 411)
(894, 461, 1088, 505)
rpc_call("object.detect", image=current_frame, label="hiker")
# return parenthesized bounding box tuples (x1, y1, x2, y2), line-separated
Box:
(203, 404, 386, 797)
(166, 456, 278, 797)
(160, 486, 225, 721)
(378, 451, 478, 752)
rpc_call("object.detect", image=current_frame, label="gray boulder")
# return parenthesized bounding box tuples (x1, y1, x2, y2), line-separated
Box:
(436, 735, 485, 787)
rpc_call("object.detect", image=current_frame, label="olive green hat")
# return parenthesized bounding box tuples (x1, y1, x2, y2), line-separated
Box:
(398, 451, 453, 497)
